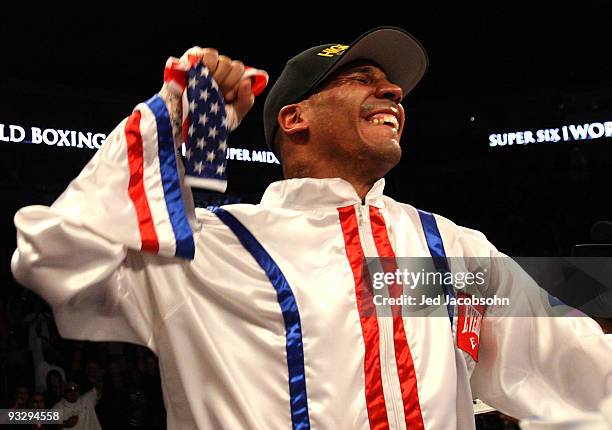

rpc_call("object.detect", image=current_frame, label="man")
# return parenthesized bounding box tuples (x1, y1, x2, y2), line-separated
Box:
(30, 391, 46, 409)
(30, 392, 51, 430)
(11, 27, 612, 429)
(10, 384, 30, 409)
(34, 343, 66, 394)
(52, 382, 101, 430)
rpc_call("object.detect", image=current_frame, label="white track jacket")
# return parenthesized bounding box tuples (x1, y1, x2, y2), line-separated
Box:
(11, 94, 612, 430)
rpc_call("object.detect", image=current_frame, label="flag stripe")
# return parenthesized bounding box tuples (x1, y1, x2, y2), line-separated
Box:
(338, 205, 390, 430)
(213, 208, 311, 430)
(145, 95, 195, 259)
(369, 207, 425, 430)
(124, 111, 159, 253)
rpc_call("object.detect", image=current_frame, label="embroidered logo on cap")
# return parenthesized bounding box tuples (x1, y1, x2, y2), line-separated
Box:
(317, 44, 349, 58)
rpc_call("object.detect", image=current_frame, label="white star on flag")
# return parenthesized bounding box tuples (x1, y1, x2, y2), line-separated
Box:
(188, 76, 198, 89)
(210, 102, 219, 115)
(199, 89, 209, 101)
(188, 124, 195, 137)
(218, 140, 227, 152)
(208, 126, 218, 139)
(194, 160, 204, 174)
(185, 147, 192, 160)
(206, 150, 216, 163)
(211, 79, 219, 90)
(198, 113, 208, 126)
(200, 67, 209, 77)
(189, 99, 196, 113)
(196, 138, 205, 150)
(216, 163, 226, 175)
(221, 115, 228, 128)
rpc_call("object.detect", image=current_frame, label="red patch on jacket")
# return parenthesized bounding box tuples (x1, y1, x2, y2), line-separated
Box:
(456, 292, 484, 361)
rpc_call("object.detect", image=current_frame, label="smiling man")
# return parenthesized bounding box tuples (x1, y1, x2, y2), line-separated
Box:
(263, 32, 423, 200)
(11, 27, 612, 430)
(271, 60, 405, 198)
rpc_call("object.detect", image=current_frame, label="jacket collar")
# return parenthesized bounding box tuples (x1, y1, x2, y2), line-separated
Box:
(260, 177, 386, 210)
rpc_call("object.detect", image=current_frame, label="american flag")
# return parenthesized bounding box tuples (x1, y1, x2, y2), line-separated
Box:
(181, 63, 229, 192)
(57, 57, 244, 262)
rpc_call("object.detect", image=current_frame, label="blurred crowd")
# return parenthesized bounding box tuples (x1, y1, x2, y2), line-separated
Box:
(0, 281, 165, 429)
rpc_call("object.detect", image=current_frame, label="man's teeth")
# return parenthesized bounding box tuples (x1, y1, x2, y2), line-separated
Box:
(368, 114, 399, 130)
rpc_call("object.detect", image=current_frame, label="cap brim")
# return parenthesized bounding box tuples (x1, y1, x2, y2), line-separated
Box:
(313, 27, 428, 98)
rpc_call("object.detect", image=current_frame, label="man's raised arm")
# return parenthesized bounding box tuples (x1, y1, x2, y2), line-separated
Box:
(11, 47, 255, 347)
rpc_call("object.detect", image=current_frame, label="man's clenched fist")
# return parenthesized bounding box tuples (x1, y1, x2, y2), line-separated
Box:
(179, 47, 255, 127)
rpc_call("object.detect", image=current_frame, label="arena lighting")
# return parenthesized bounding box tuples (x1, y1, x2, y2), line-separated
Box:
(488, 120, 612, 147)
(0, 122, 280, 165)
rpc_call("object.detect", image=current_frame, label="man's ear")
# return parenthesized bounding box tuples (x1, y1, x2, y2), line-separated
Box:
(277, 104, 309, 136)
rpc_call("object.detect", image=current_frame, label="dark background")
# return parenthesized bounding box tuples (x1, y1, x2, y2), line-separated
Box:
(3, 3, 612, 260)
(0, 2, 611, 426)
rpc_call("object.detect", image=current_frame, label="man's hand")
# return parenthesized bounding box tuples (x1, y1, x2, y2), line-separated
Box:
(188, 47, 255, 128)
(160, 47, 256, 138)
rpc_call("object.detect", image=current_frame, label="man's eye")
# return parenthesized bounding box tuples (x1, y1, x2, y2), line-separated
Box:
(351, 76, 369, 83)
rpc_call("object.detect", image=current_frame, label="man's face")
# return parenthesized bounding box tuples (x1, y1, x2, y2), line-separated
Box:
(302, 61, 405, 174)
(15, 386, 29, 405)
(64, 383, 79, 403)
(31, 393, 45, 409)
(85, 361, 100, 382)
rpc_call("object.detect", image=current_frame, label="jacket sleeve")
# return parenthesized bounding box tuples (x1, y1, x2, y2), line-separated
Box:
(468, 246, 612, 420)
(11, 95, 198, 351)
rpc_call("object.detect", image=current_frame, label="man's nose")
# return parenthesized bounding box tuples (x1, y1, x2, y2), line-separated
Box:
(375, 80, 403, 103)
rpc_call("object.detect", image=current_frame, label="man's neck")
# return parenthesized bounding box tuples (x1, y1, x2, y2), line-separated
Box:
(282, 158, 384, 202)
(350, 180, 378, 203)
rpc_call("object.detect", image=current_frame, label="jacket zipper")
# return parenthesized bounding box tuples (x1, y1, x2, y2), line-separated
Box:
(357, 204, 404, 430)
